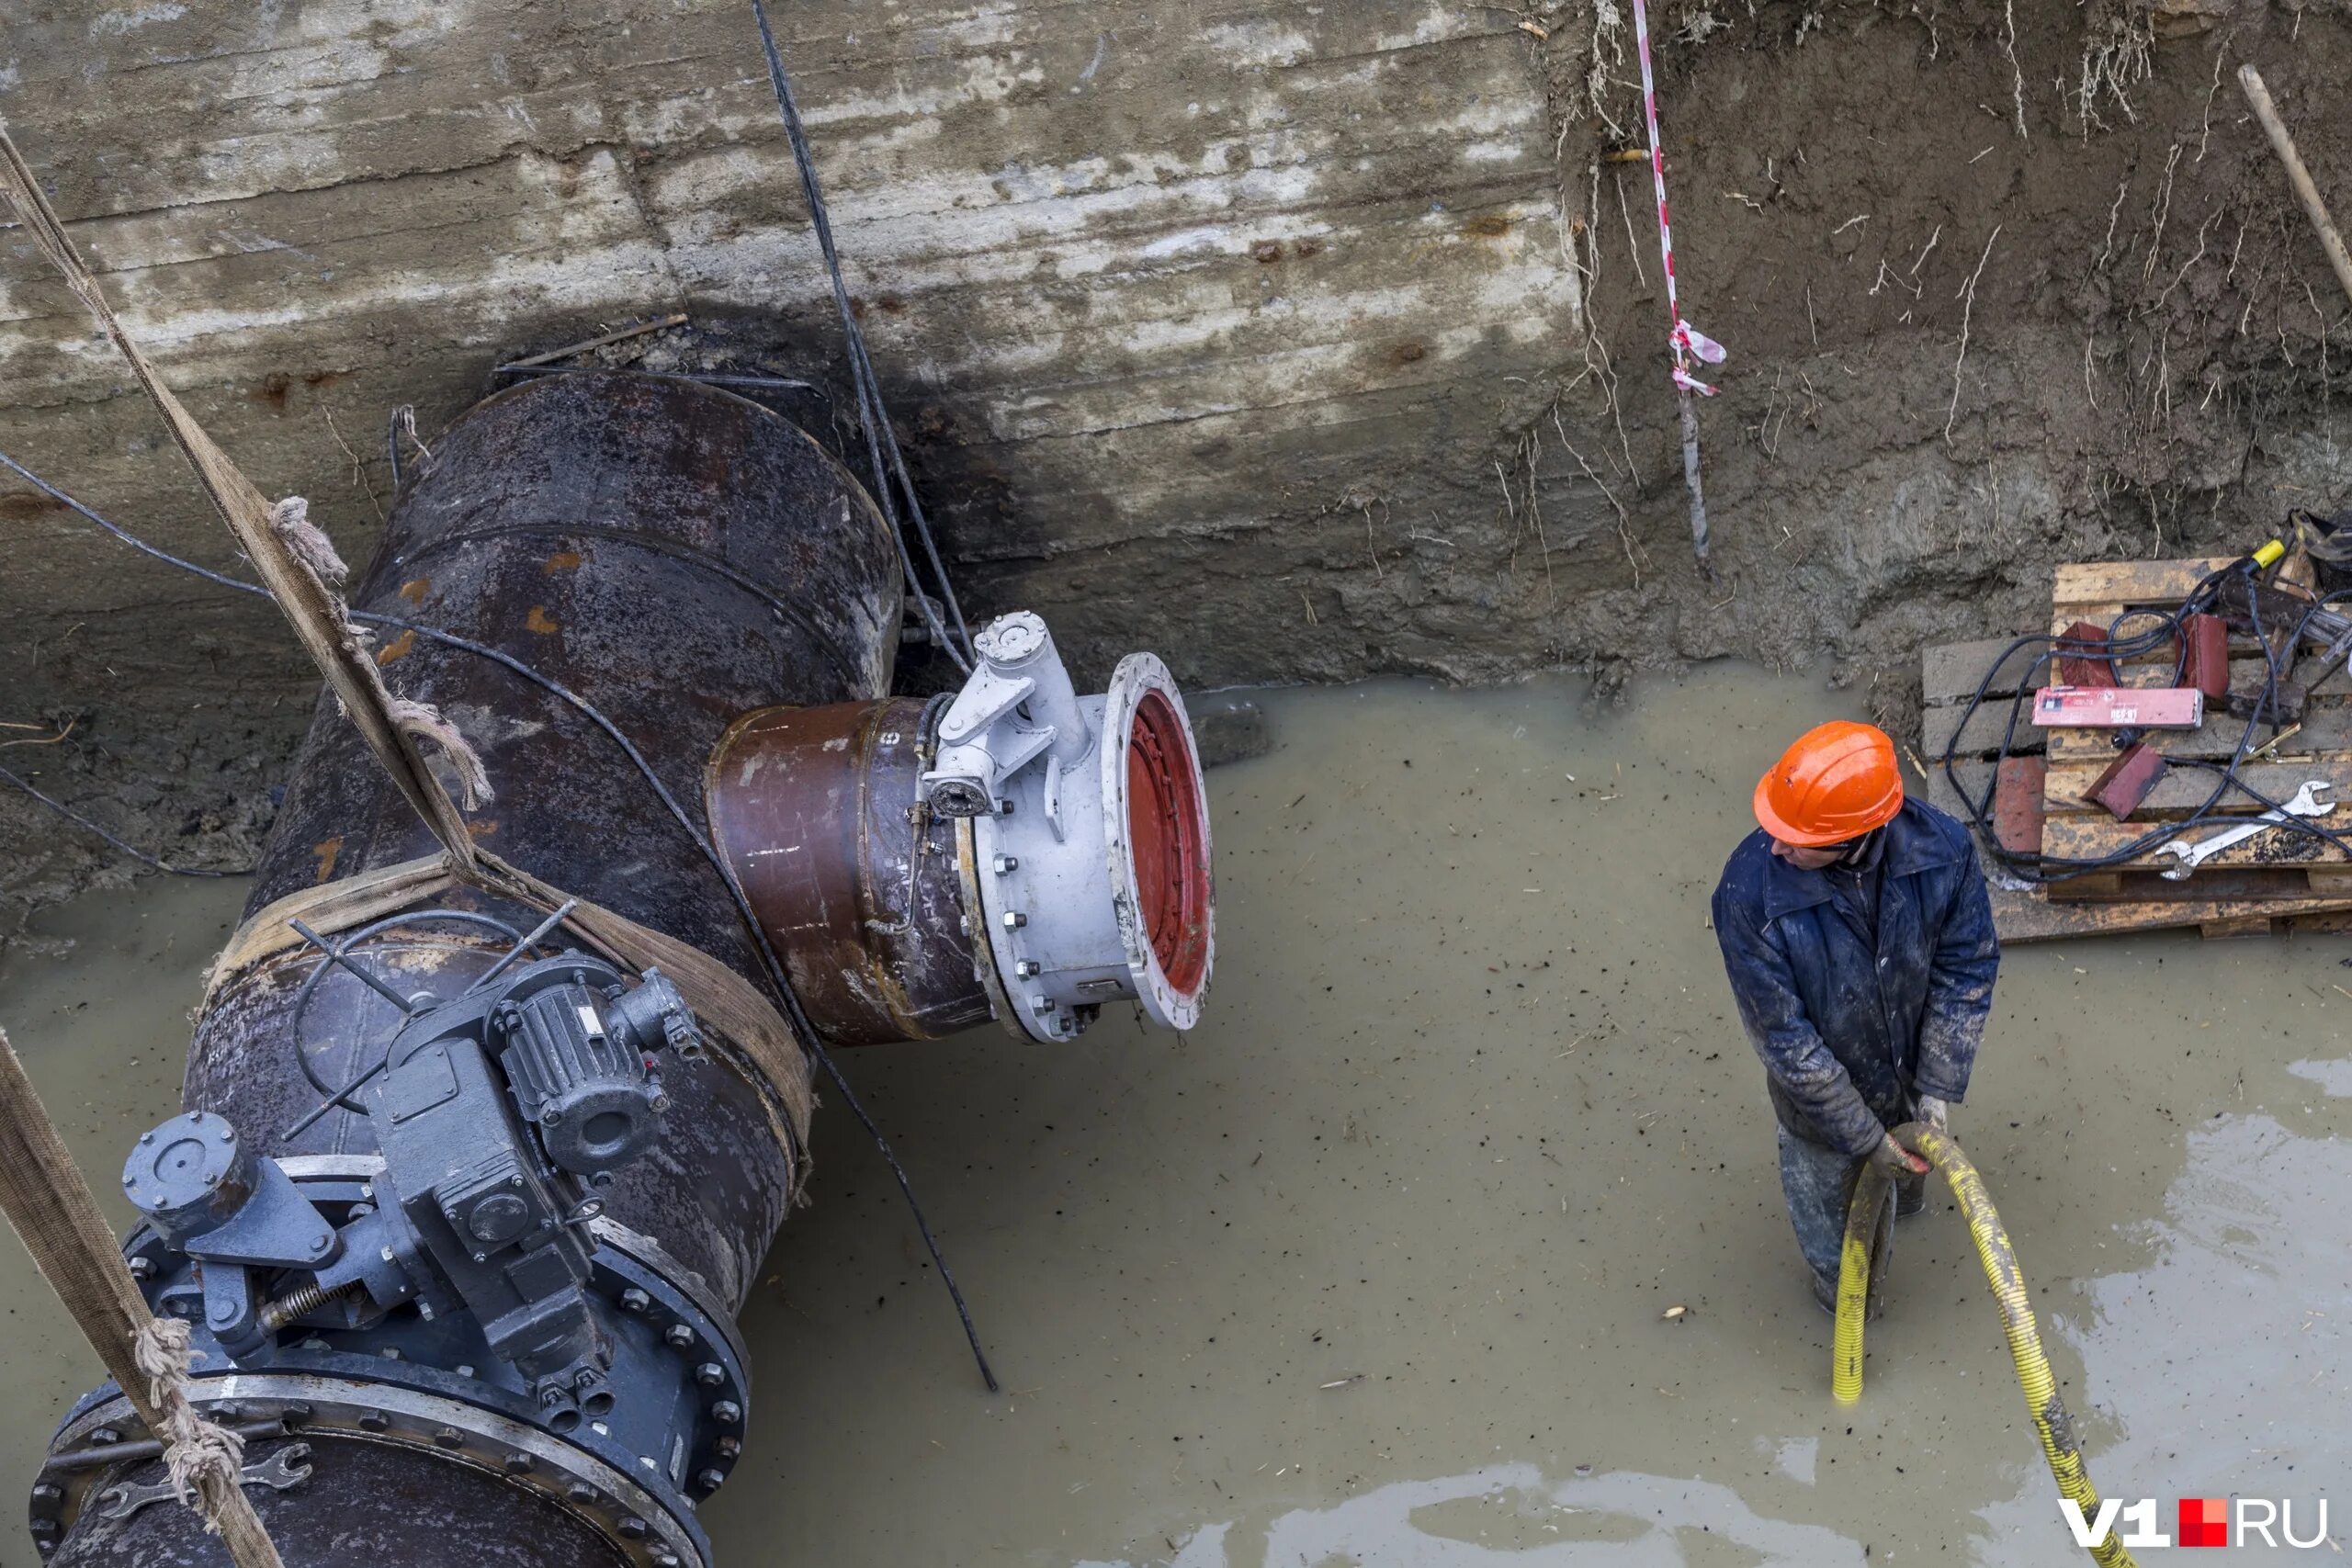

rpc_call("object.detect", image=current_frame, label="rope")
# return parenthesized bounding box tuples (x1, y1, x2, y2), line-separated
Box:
(1626, 0, 1725, 578)
(0, 1026, 283, 1564)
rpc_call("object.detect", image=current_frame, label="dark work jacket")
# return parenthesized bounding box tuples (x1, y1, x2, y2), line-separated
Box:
(1711, 798, 1999, 1156)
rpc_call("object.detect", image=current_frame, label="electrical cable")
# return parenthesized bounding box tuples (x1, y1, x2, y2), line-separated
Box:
(287, 908, 530, 1114)
(0, 761, 243, 878)
(745, 0, 975, 673)
(1, 446, 1001, 1392)
(1937, 558, 2352, 880)
(490, 364, 832, 400)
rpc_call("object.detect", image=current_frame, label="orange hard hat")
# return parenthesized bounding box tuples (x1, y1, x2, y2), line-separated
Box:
(1753, 721, 1904, 847)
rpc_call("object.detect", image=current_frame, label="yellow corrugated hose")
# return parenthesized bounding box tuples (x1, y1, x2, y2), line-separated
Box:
(1830, 1122, 2137, 1568)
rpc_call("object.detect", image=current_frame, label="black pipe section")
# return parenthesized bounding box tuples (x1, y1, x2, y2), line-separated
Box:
(38, 371, 902, 1566)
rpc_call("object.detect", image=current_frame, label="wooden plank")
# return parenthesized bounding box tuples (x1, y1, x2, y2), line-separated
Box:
(2043, 759, 2352, 818)
(2044, 867, 2334, 904)
(1988, 884, 2352, 942)
(1922, 760, 1996, 818)
(2045, 699, 2352, 761)
(1921, 637, 2047, 704)
(2202, 915, 2277, 939)
(1923, 703, 2047, 759)
(2052, 557, 2238, 606)
(2041, 814, 2352, 870)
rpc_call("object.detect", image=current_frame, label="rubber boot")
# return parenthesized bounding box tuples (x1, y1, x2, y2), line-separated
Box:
(1895, 1170, 1927, 1218)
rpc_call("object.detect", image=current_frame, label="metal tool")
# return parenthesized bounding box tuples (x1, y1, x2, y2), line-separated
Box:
(2157, 780, 2335, 879)
(95, 1441, 312, 1520)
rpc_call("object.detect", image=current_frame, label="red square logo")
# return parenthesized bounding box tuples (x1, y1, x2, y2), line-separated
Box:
(2178, 1497, 2229, 1548)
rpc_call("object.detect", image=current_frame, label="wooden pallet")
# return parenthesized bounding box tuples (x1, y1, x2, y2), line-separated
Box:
(1923, 555, 2352, 942)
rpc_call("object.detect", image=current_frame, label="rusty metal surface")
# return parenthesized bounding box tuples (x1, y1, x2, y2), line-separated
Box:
(1991, 755, 2049, 855)
(2055, 622, 2117, 688)
(49, 1436, 628, 1568)
(187, 369, 901, 1308)
(2083, 741, 2167, 822)
(708, 698, 989, 1045)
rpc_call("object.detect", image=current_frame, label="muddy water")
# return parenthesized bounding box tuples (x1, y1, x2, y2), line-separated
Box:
(3, 666, 2350, 1566)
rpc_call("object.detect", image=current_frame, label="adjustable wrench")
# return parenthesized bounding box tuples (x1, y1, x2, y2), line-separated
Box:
(2157, 780, 2335, 879)
(96, 1441, 311, 1521)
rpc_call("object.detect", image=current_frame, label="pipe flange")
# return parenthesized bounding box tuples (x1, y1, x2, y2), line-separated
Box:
(1098, 653, 1214, 1032)
(953, 815, 1025, 1043)
(38, 1375, 707, 1567)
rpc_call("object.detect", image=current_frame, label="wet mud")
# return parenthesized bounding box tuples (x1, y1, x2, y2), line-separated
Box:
(2, 665, 2347, 1566)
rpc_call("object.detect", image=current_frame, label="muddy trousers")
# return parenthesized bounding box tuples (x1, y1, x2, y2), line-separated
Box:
(1776, 1126, 1923, 1294)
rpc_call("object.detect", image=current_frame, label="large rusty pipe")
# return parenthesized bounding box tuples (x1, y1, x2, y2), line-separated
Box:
(40, 371, 899, 1567)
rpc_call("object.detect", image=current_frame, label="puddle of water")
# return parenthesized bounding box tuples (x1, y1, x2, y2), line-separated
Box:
(2, 665, 2348, 1567)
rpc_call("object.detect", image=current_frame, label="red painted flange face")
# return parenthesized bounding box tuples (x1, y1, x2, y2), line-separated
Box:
(1124, 688, 1211, 998)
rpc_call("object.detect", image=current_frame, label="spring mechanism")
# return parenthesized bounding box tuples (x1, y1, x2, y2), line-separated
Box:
(257, 1278, 362, 1334)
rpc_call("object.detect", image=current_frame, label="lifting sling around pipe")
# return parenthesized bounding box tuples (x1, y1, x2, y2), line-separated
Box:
(1831, 1122, 2139, 1568)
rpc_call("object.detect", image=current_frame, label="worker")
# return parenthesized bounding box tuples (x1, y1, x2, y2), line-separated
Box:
(1711, 720, 1999, 1312)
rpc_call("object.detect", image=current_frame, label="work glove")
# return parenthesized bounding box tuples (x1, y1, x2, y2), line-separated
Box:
(1917, 1095, 1950, 1133)
(1865, 1131, 1929, 1179)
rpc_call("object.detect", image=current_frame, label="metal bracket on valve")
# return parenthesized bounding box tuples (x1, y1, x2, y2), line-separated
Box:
(918, 611, 1215, 1043)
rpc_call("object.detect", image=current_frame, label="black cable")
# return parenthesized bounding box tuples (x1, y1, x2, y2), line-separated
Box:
(491, 364, 833, 400)
(745, 0, 975, 673)
(288, 908, 528, 1110)
(0, 761, 244, 877)
(1938, 560, 2352, 880)
(4, 447, 1000, 1392)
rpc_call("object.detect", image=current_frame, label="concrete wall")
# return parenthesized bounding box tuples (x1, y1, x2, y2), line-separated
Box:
(0, 0, 1582, 696)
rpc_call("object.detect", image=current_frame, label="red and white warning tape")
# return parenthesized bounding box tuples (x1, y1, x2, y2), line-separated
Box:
(1629, 0, 1727, 397)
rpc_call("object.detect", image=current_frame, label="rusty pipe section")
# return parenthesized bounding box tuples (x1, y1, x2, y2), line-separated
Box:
(710, 613, 1216, 1047)
(706, 697, 992, 1045)
(40, 372, 899, 1568)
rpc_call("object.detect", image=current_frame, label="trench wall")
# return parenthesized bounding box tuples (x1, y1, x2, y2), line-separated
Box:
(5, 0, 2352, 920)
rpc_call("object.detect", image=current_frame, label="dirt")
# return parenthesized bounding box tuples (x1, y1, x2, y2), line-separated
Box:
(5, 665, 2350, 1566)
(12, 0, 2352, 922)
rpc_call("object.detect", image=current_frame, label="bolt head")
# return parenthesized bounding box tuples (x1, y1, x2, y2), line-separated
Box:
(695, 1361, 724, 1387)
(717, 1436, 741, 1458)
(664, 1324, 695, 1348)
(86, 1430, 119, 1448)
(127, 1257, 154, 1281)
(993, 854, 1018, 874)
(619, 1287, 651, 1314)
(696, 1468, 727, 1493)
(30, 1483, 61, 1504)
(357, 1413, 389, 1433)
(432, 1427, 463, 1450)
(711, 1400, 741, 1426)
(503, 1453, 534, 1475)
(1003, 909, 1025, 929)
(617, 1517, 649, 1540)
